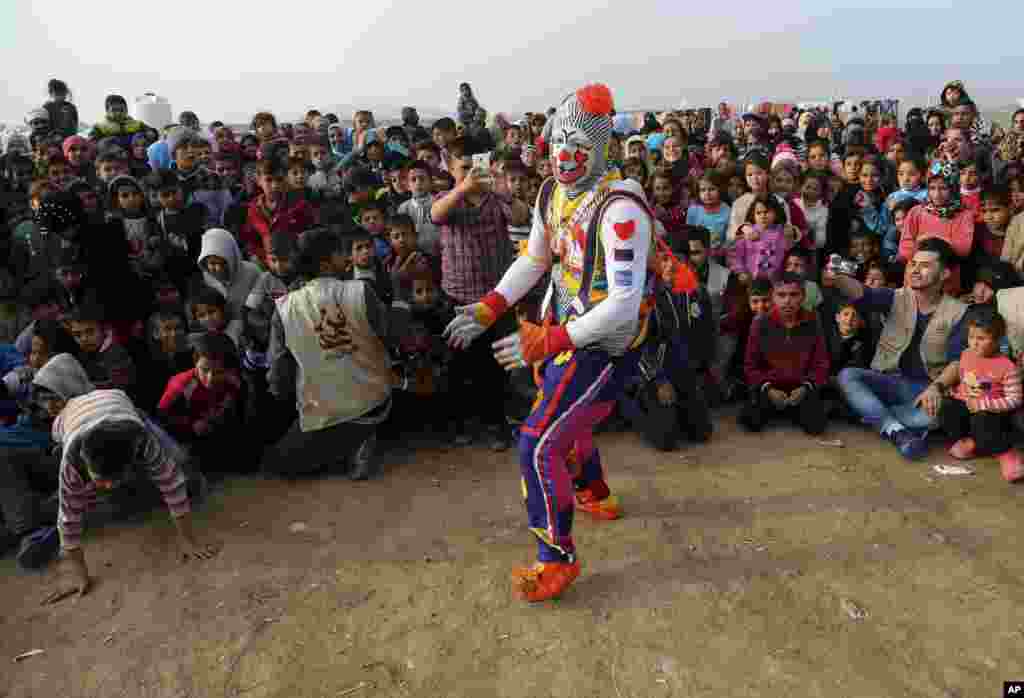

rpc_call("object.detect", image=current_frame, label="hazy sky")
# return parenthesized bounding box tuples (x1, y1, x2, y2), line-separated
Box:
(3, 0, 1022, 125)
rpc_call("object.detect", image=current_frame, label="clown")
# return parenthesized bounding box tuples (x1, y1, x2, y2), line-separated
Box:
(446, 84, 679, 602)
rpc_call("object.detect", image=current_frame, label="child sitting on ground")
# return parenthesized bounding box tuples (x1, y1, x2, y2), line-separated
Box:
(142, 308, 193, 412)
(1, 320, 78, 432)
(782, 247, 823, 312)
(158, 332, 244, 478)
(385, 269, 454, 441)
(243, 231, 300, 371)
(933, 311, 1023, 482)
(740, 273, 829, 436)
(196, 228, 262, 346)
(188, 285, 232, 344)
(66, 302, 137, 397)
(823, 302, 873, 419)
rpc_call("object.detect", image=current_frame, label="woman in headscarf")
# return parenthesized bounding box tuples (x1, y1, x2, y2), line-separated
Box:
(457, 82, 481, 129)
(904, 108, 935, 160)
(939, 80, 990, 145)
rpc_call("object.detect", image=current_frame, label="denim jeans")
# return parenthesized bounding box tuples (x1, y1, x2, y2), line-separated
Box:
(837, 368, 935, 434)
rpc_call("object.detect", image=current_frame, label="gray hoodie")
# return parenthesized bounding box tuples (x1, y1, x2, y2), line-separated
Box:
(33, 353, 96, 401)
(197, 228, 262, 344)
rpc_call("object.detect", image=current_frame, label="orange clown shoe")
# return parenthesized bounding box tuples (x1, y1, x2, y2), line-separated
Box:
(575, 490, 622, 520)
(511, 560, 581, 602)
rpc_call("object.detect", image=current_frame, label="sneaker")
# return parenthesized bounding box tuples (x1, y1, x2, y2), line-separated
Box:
(348, 433, 379, 481)
(948, 437, 977, 460)
(511, 559, 581, 602)
(16, 526, 59, 570)
(575, 491, 622, 520)
(889, 428, 929, 461)
(999, 449, 1024, 483)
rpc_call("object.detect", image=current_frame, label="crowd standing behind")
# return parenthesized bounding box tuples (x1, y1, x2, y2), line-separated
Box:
(2, 76, 1024, 593)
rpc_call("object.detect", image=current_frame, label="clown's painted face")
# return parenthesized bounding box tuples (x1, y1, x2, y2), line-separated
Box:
(549, 126, 599, 188)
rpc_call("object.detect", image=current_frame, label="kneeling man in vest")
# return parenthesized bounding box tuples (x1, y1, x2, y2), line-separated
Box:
(825, 238, 968, 460)
(263, 228, 402, 480)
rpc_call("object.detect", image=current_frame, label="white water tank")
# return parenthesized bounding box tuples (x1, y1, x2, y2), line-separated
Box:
(132, 93, 173, 129)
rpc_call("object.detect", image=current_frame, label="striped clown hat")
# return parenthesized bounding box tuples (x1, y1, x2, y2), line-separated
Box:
(544, 84, 616, 191)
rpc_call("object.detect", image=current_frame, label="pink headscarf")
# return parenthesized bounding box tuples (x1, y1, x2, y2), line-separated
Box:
(62, 135, 87, 161)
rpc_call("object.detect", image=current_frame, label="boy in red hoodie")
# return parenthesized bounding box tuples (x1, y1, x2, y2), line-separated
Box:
(158, 332, 243, 477)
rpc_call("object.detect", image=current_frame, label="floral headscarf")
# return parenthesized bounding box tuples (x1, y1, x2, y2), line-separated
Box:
(925, 160, 963, 218)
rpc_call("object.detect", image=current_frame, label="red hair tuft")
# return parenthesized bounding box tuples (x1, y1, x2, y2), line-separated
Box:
(656, 239, 699, 295)
(575, 84, 614, 116)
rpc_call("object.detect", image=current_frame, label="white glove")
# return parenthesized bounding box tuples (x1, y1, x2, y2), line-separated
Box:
(444, 304, 488, 350)
(492, 332, 526, 371)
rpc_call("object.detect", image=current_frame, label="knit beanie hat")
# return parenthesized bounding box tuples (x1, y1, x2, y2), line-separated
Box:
(107, 174, 144, 208)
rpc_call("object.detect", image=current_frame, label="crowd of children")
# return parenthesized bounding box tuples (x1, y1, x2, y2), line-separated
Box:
(3, 75, 1024, 575)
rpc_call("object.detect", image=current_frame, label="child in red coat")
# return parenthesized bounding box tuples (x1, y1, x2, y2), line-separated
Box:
(158, 332, 244, 477)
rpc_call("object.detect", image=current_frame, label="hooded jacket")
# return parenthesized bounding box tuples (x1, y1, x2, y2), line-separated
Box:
(197, 228, 262, 344)
(33, 352, 96, 402)
(44, 100, 80, 139)
(106, 174, 159, 275)
(88, 116, 147, 150)
(146, 126, 193, 171)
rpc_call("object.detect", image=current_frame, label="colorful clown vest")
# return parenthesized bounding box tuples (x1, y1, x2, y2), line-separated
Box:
(539, 171, 657, 356)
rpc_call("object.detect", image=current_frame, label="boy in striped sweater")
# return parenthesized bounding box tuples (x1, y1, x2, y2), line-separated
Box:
(934, 311, 1024, 482)
(40, 387, 220, 604)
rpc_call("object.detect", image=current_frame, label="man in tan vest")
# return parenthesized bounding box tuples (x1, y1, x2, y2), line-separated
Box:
(824, 238, 968, 460)
(262, 228, 406, 481)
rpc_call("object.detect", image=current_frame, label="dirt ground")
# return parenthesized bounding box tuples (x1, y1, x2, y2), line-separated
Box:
(3, 412, 1024, 698)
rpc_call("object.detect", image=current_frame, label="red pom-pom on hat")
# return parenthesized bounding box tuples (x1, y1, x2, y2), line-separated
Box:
(575, 84, 614, 116)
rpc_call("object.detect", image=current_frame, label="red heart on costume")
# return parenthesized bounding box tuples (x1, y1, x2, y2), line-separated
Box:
(613, 220, 636, 240)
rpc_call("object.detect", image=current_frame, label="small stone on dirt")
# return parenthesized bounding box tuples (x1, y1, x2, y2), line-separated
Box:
(289, 522, 308, 533)
(840, 598, 868, 620)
